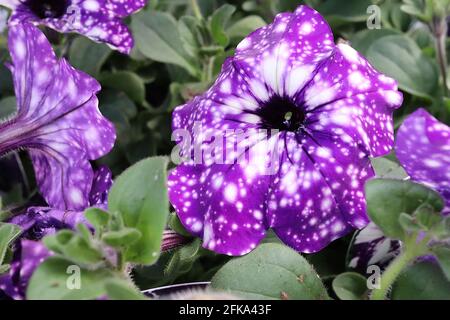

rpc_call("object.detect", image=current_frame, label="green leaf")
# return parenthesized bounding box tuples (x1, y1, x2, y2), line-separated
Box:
(102, 228, 142, 248)
(164, 250, 181, 276)
(0, 264, 10, 275)
(226, 16, 266, 42)
(316, 0, 373, 23)
(0, 223, 21, 266)
(332, 272, 368, 300)
(400, 0, 433, 22)
(370, 157, 408, 179)
(43, 232, 103, 265)
(366, 35, 439, 99)
(99, 89, 137, 135)
(351, 29, 401, 56)
(432, 246, 450, 281)
(104, 279, 147, 300)
(100, 71, 146, 104)
(60, 237, 103, 265)
(398, 213, 422, 233)
(27, 257, 114, 300)
(391, 261, 450, 300)
(415, 205, 443, 230)
(69, 37, 111, 77)
(209, 4, 236, 47)
(178, 16, 201, 58)
(131, 10, 198, 76)
(84, 208, 111, 233)
(211, 243, 329, 300)
(178, 238, 201, 265)
(365, 179, 444, 240)
(0, 96, 17, 119)
(380, 0, 411, 31)
(108, 157, 170, 265)
(168, 212, 191, 237)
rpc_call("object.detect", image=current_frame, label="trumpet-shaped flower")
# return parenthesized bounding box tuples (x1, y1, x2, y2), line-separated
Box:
(168, 6, 403, 256)
(348, 109, 449, 271)
(0, 165, 113, 299)
(396, 108, 450, 213)
(0, 22, 115, 211)
(0, 240, 50, 300)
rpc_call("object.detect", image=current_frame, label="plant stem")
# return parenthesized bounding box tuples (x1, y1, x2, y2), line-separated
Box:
(370, 248, 416, 300)
(202, 57, 215, 83)
(117, 251, 126, 272)
(14, 152, 30, 195)
(431, 17, 449, 96)
(190, 0, 203, 21)
(371, 234, 428, 300)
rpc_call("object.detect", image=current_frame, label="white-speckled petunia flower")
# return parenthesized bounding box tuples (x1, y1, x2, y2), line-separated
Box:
(0, 0, 147, 54)
(396, 108, 450, 213)
(168, 6, 403, 256)
(0, 23, 116, 211)
(348, 109, 450, 273)
(0, 165, 113, 300)
(0, 240, 51, 300)
(347, 222, 402, 273)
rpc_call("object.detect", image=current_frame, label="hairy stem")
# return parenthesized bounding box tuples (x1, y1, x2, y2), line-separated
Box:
(371, 234, 429, 300)
(190, 0, 203, 21)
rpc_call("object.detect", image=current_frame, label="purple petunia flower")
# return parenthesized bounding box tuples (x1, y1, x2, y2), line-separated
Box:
(0, 240, 51, 300)
(347, 222, 402, 273)
(0, 0, 147, 54)
(0, 165, 112, 299)
(348, 109, 449, 272)
(396, 108, 450, 213)
(10, 165, 113, 239)
(0, 22, 116, 211)
(168, 6, 403, 256)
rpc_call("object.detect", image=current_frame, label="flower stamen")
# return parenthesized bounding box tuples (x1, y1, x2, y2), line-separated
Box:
(23, 0, 71, 19)
(256, 95, 306, 132)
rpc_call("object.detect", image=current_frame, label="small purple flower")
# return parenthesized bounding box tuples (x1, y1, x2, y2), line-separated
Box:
(168, 6, 403, 256)
(0, 165, 112, 299)
(0, 0, 147, 54)
(0, 23, 116, 211)
(396, 108, 450, 213)
(348, 109, 449, 272)
(0, 240, 51, 300)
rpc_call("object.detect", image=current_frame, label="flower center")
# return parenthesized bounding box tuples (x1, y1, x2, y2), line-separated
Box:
(25, 0, 71, 19)
(257, 96, 306, 132)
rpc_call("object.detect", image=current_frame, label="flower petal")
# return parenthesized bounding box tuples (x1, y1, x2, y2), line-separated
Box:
(396, 108, 450, 211)
(266, 133, 360, 253)
(234, 6, 334, 98)
(107, 0, 147, 17)
(9, 0, 147, 54)
(347, 222, 402, 273)
(7, 23, 115, 210)
(302, 45, 403, 157)
(89, 165, 113, 207)
(0, 240, 51, 300)
(168, 163, 270, 256)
